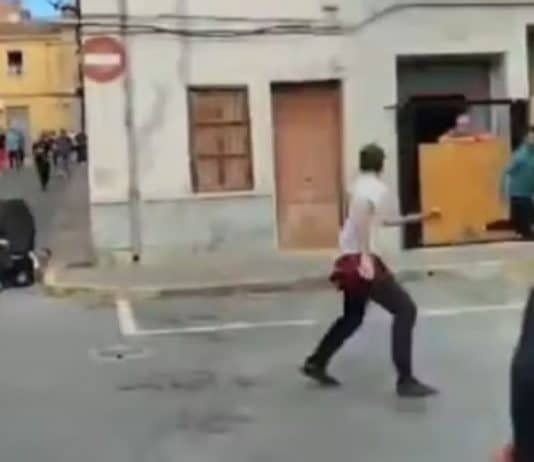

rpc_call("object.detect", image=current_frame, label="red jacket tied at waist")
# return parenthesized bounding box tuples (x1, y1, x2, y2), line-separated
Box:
(329, 254, 391, 293)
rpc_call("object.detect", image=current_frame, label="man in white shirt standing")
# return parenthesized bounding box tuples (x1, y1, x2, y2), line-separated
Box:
(301, 144, 440, 398)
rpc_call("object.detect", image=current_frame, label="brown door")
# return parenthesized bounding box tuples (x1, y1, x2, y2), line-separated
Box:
(272, 82, 342, 250)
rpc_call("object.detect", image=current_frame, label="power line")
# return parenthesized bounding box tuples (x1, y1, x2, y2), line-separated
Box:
(42, 1, 534, 39)
(46, 19, 343, 38)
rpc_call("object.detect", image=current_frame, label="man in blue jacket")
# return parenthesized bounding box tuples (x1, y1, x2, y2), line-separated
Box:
(503, 127, 534, 240)
(6, 126, 23, 170)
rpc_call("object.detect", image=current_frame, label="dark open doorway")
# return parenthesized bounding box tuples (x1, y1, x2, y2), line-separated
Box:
(397, 97, 529, 249)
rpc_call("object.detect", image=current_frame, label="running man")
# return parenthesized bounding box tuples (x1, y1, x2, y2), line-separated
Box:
(301, 144, 440, 398)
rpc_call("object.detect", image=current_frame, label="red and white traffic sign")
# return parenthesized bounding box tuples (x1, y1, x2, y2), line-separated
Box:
(82, 36, 126, 83)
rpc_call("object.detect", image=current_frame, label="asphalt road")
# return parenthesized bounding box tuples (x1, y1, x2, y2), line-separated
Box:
(0, 165, 69, 249)
(0, 276, 527, 462)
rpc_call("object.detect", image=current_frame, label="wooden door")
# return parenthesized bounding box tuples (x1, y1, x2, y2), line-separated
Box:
(272, 82, 342, 250)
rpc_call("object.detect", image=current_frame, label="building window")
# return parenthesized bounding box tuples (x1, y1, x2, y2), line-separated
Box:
(189, 88, 254, 193)
(7, 51, 23, 76)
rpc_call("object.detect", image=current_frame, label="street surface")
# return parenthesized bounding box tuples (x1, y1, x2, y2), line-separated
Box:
(0, 165, 68, 249)
(0, 166, 529, 462)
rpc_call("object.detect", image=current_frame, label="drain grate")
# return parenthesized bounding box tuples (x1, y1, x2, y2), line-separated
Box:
(89, 344, 152, 362)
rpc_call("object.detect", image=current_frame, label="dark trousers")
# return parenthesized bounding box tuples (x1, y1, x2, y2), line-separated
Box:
(308, 275, 417, 381)
(8, 150, 18, 169)
(35, 158, 50, 191)
(17, 150, 24, 168)
(512, 354, 534, 462)
(511, 197, 534, 239)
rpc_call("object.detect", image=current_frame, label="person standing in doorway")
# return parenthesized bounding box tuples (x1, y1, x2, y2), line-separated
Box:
(439, 113, 494, 143)
(301, 144, 441, 398)
(6, 126, 22, 170)
(502, 127, 534, 240)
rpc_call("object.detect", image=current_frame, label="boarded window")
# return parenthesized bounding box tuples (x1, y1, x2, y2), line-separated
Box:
(189, 88, 253, 193)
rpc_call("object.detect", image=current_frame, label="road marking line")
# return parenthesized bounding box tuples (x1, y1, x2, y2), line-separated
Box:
(116, 299, 526, 337)
(424, 302, 523, 318)
(116, 297, 138, 336)
(128, 320, 318, 337)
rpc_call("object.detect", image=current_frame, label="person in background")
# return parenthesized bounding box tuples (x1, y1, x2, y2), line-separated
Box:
(49, 131, 58, 168)
(17, 130, 25, 168)
(32, 133, 51, 191)
(6, 126, 23, 170)
(496, 290, 534, 462)
(55, 129, 73, 178)
(301, 144, 441, 398)
(0, 130, 8, 174)
(502, 127, 534, 240)
(74, 131, 87, 163)
(439, 113, 494, 143)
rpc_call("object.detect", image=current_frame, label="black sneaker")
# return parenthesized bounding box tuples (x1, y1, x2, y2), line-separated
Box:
(397, 378, 438, 398)
(301, 361, 341, 387)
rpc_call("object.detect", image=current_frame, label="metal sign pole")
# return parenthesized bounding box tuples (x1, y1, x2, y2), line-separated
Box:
(118, 0, 142, 262)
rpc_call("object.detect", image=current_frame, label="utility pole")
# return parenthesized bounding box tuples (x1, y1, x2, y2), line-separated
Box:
(118, 0, 142, 262)
(47, 0, 85, 131)
(74, 0, 85, 132)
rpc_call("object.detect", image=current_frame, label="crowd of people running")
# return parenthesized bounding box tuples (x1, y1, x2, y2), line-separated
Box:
(0, 127, 87, 191)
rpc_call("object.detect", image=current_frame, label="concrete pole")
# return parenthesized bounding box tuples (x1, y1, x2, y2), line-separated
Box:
(118, 0, 142, 262)
(74, 0, 85, 133)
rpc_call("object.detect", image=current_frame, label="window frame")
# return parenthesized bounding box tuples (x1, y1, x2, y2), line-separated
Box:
(187, 85, 254, 194)
(6, 50, 24, 76)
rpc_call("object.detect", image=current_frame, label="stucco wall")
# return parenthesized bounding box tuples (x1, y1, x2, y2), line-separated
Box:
(81, 1, 534, 256)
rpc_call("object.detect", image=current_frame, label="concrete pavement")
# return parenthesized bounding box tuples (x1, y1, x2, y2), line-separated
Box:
(45, 240, 534, 297)
(0, 165, 69, 249)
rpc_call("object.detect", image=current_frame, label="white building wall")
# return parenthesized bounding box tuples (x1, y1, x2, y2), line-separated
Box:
(81, 0, 534, 259)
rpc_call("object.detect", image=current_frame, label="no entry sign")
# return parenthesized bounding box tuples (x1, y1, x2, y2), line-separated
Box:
(82, 36, 126, 83)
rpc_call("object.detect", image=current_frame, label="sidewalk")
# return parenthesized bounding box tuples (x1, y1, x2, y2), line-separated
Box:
(41, 164, 534, 297)
(46, 164, 93, 269)
(44, 238, 534, 297)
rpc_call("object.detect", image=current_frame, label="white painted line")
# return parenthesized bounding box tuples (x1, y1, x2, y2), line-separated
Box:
(118, 299, 525, 338)
(425, 301, 523, 318)
(131, 320, 318, 337)
(84, 53, 122, 66)
(116, 297, 138, 336)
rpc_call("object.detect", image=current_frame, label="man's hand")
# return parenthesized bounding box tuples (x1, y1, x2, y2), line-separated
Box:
(424, 207, 442, 222)
(358, 254, 375, 281)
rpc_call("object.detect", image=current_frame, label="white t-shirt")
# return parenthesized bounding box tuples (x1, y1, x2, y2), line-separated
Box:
(339, 174, 389, 255)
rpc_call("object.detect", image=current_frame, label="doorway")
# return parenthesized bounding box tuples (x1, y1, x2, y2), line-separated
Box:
(272, 81, 343, 250)
(397, 95, 466, 247)
(397, 97, 529, 248)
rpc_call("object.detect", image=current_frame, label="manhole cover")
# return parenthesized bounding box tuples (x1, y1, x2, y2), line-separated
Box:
(89, 344, 152, 362)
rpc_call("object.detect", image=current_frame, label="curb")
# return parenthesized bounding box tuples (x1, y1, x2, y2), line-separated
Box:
(42, 267, 446, 299)
(42, 259, 534, 299)
(43, 273, 332, 298)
